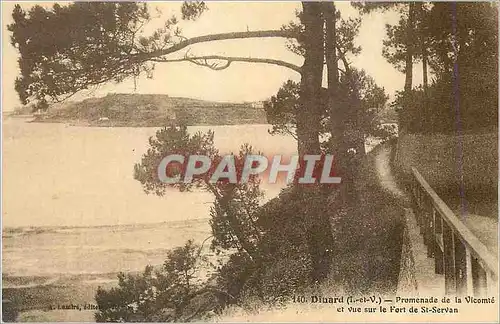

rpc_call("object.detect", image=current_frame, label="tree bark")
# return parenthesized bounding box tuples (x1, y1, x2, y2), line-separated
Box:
(404, 3, 416, 93)
(297, 2, 323, 157)
(298, 2, 334, 284)
(337, 53, 364, 200)
(324, 2, 341, 160)
(325, 3, 357, 196)
(422, 47, 428, 91)
(205, 183, 261, 262)
(418, 3, 429, 130)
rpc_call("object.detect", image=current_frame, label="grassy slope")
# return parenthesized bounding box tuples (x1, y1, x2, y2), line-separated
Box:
(328, 142, 405, 296)
(215, 142, 406, 321)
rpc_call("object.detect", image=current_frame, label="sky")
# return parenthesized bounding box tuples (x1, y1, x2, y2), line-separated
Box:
(1, 1, 423, 111)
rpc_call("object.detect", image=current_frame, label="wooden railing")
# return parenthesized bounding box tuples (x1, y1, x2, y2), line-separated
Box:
(411, 167, 498, 296)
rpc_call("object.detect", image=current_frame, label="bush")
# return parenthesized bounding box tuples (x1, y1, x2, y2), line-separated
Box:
(395, 75, 498, 135)
(95, 240, 209, 322)
(2, 299, 19, 322)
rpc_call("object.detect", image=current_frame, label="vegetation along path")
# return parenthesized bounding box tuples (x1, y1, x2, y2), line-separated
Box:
(327, 142, 406, 297)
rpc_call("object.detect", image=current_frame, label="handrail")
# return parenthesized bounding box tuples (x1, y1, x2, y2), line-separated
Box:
(412, 167, 498, 278)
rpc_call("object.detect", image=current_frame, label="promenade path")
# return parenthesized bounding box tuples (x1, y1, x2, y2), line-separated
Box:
(216, 142, 496, 322)
(374, 144, 497, 257)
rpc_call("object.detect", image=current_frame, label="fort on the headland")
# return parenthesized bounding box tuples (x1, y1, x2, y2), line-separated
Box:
(34, 93, 268, 127)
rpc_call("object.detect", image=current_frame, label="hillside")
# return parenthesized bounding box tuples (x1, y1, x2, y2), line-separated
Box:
(37, 93, 267, 126)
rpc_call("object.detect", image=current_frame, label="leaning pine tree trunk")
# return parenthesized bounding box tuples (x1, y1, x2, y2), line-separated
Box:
(324, 2, 342, 164)
(325, 2, 353, 199)
(297, 2, 323, 157)
(298, 1, 335, 283)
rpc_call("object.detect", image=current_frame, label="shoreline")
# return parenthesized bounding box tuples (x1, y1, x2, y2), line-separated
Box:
(4, 114, 273, 128)
(3, 217, 211, 233)
(2, 282, 109, 322)
(31, 117, 270, 128)
(3, 252, 223, 322)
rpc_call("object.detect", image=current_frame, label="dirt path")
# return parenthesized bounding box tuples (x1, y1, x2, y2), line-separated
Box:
(373, 145, 406, 199)
(376, 145, 498, 255)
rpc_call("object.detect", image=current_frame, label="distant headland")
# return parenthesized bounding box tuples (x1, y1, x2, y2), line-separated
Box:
(15, 93, 268, 127)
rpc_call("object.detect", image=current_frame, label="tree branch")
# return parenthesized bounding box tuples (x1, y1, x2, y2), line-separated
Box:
(336, 46, 353, 77)
(150, 55, 301, 73)
(137, 30, 297, 61)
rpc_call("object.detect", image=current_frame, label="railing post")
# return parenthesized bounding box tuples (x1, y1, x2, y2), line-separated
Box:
(486, 270, 497, 296)
(434, 213, 444, 275)
(420, 197, 427, 238)
(412, 181, 422, 231)
(417, 189, 424, 233)
(411, 167, 498, 297)
(465, 247, 474, 295)
(472, 257, 487, 296)
(454, 238, 468, 295)
(427, 208, 436, 258)
(425, 203, 434, 258)
(443, 222, 456, 295)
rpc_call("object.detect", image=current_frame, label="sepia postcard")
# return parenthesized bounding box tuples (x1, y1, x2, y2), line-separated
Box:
(2, 1, 498, 323)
